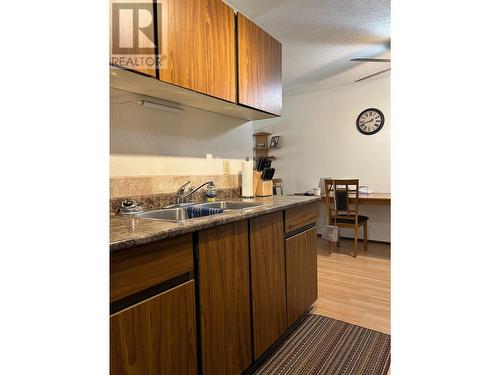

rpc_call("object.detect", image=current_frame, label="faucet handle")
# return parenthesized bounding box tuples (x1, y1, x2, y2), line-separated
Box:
(179, 180, 191, 191)
(177, 181, 191, 197)
(175, 181, 191, 204)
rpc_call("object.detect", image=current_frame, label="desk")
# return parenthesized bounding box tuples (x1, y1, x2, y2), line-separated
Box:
(320, 193, 391, 206)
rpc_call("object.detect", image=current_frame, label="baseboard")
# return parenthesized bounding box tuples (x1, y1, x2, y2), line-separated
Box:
(316, 234, 390, 245)
(340, 236, 391, 245)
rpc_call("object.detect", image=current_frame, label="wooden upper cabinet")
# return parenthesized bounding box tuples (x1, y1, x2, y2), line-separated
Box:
(249, 211, 287, 359)
(110, 281, 197, 375)
(157, 0, 236, 102)
(237, 13, 282, 115)
(109, 0, 157, 77)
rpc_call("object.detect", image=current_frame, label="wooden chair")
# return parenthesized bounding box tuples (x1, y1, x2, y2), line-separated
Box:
(323, 179, 369, 257)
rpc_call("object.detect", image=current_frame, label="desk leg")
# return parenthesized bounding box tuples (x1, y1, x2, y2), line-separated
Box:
(353, 225, 358, 258)
(363, 223, 368, 251)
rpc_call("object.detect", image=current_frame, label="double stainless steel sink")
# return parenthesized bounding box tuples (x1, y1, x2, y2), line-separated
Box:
(134, 201, 263, 222)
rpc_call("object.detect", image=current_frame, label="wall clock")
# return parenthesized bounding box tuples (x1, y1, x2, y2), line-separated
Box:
(356, 108, 385, 135)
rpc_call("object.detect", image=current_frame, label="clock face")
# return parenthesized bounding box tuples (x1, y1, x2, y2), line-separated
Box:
(356, 108, 385, 135)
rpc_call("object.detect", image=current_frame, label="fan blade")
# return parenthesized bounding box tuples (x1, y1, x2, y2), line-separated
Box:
(350, 58, 391, 63)
(355, 68, 391, 82)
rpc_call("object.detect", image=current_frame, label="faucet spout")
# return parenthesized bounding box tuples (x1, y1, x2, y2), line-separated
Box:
(179, 180, 215, 204)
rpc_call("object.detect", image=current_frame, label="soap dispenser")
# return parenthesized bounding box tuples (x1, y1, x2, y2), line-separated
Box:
(205, 182, 216, 202)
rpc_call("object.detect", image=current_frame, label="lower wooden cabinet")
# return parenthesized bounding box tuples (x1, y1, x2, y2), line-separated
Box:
(198, 221, 252, 375)
(285, 227, 318, 326)
(110, 204, 319, 374)
(249, 212, 287, 359)
(110, 280, 197, 375)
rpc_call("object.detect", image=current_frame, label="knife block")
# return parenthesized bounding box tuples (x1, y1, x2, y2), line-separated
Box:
(253, 170, 273, 197)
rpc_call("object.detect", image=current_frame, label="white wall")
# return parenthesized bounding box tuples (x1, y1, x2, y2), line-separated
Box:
(110, 88, 254, 176)
(255, 76, 391, 241)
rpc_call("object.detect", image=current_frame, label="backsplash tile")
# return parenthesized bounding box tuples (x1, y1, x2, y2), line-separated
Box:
(110, 174, 240, 198)
(151, 175, 174, 194)
(110, 177, 130, 198)
(110, 174, 241, 213)
(128, 176, 153, 196)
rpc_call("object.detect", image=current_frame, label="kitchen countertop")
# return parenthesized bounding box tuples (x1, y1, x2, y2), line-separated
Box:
(110, 195, 320, 251)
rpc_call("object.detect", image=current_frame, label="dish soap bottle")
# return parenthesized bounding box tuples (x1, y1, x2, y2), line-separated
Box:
(206, 182, 216, 202)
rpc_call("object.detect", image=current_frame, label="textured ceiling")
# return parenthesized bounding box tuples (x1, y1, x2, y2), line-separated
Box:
(225, 0, 391, 96)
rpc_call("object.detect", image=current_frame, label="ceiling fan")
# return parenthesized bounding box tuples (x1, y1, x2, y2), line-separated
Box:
(350, 57, 391, 82)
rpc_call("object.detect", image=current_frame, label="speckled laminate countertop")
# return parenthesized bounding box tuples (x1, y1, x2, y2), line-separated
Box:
(110, 195, 320, 251)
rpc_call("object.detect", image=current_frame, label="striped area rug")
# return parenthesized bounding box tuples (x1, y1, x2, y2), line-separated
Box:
(255, 314, 390, 375)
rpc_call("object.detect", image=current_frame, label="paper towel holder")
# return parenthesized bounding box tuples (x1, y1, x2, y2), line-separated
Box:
(241, 156, 255, 198)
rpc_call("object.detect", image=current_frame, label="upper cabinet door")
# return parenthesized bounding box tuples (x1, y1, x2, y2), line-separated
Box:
(157, 0, 236, 102)
(109, 0, 157, 77)
(237, 13, 282, 115)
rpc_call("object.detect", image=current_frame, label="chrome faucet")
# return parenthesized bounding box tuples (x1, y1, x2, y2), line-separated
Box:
(175, 180, 215, 204)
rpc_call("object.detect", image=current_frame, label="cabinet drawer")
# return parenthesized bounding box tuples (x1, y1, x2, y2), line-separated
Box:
(110, 234, 193, 302)
(284, 203, 318, 233)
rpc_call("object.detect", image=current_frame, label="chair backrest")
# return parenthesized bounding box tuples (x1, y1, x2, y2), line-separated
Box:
(324, 179, 360, 224)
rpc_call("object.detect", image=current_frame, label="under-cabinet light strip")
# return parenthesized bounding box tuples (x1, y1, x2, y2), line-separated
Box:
(137, 100, 184, 113)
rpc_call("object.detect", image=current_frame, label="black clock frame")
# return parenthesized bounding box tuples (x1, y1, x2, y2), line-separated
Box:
(356, 108, 385, 135)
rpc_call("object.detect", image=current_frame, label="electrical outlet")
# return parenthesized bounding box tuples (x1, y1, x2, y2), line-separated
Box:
(223, 160, 230, 176)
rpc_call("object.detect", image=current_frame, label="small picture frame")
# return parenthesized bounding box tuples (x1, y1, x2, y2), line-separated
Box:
(269, 135, 280, 148)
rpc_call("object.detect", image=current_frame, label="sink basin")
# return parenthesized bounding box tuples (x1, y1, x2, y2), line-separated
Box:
(194, 201, 263, 210)
(136, 207, 189, 221)
(133, 201, 263, 222)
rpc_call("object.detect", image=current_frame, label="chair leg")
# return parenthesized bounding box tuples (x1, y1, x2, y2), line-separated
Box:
(363, 223, 368, 251)
(328, 239, 332, 255)
(353, 225, 358, 258)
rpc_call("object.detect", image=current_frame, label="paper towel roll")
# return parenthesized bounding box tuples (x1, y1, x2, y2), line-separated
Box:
(241, 158, 254, 197)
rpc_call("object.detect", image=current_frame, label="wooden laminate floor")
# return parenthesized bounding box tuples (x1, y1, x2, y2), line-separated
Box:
(311, 237, 391, 335)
